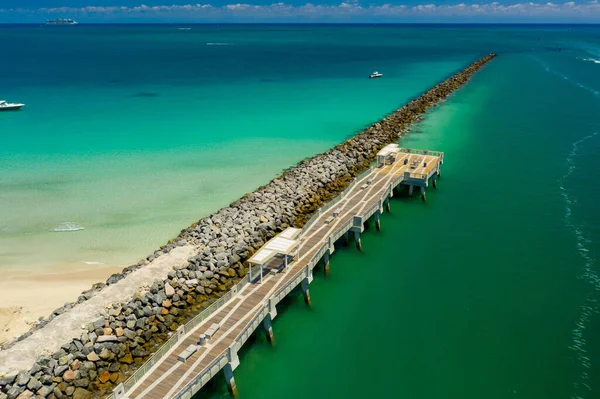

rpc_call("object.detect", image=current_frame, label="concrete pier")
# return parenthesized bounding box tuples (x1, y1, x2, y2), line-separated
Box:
(117, 146, 443, 399)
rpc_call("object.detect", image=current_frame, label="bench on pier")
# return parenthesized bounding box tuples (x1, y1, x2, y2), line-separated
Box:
(204, 323, 220, 339)
(324, 216, 334, 224)
(360, 178, 374, 190)
(333, 208, 341, 217)
(177, 344, 199, 362)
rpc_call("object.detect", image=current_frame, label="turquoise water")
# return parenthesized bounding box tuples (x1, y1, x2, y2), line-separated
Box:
(2, 24, 600, 399)
(0, 24, 473, 272)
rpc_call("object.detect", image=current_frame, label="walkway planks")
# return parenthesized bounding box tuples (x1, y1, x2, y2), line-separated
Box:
(121, 149, 442, 399)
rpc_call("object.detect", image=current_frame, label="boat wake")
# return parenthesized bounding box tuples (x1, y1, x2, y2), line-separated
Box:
(51, 222, 85, 232)
(579, 57, 600, 65)
(533, 56, 600, 99)
(206, 42, 233, 46)
(559, 132, 600, 399)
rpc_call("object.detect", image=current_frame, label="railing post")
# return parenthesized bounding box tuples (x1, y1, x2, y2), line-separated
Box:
(113, 383, 125, 399)
(177, 325, 185, 339)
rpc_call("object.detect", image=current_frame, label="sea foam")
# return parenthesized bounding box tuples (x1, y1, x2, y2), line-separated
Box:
(51, 222, 85, 232)
(558, 132, 600, 399)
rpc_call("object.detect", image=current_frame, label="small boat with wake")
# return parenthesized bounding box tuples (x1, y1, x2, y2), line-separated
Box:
(369, 71, 383, 79)
(0, 100, 25, 111)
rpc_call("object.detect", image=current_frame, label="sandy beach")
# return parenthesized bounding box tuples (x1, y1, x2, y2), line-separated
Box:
(0, 264, 123, 345)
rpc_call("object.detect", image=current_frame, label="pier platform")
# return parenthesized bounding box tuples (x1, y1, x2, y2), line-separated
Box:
(108, 146, 443, 399)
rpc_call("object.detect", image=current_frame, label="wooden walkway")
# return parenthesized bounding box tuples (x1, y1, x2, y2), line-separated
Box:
(118, 149, 442, 399)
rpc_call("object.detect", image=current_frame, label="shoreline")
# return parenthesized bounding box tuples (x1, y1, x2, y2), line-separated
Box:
(0, 265, 123, 346)
(0, 54, 496, 399)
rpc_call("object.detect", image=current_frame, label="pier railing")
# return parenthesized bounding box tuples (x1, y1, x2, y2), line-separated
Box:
(300, 166, 375, 235)
(107, 264, 263, 399)
(398, 148, 444, 157)
(116, 157, 433, 399)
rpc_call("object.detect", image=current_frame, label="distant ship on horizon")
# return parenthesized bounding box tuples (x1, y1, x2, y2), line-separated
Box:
(46, 18, 78, 25)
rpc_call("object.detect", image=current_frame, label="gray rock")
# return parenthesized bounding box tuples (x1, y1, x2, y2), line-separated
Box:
(26, 377, 41, 392)
(15, 371, 31, 386)
(73, 378, 90, 388)
(36, 385, 53, 398)
(38, 374, 53, 386)
(53, 365, 69, 377)
(6, 386, 24, 398)
(96, 335, 117, 343)
(0, 374, 16, 386)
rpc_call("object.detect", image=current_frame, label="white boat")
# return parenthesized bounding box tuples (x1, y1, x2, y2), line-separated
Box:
(0, 100, 25, 111)
(369, 71, 383, 79)
(46, 18, 78, 25)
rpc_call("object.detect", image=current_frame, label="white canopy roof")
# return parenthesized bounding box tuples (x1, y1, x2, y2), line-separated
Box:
(377, 143, 400, 157)
(248, 227, 301, 265)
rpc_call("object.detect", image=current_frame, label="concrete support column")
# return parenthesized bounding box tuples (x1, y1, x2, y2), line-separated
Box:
(343, 231, 350, 246)
(421, 186, 426, 202)
(354, 230, 362, 251)
(223, 363, 239, 397)
(301, 277, 312, 307)
(375, 210, 381, 231)
(268, 298, 278, 319)
(408, 184, 414, 197)
(433, 175, 437, 189)
(324, 250, 330, 276)
(263, 314, 275, 345)
(385, 197, 391, 212)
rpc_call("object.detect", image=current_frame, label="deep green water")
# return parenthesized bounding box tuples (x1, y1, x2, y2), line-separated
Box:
(192, 27, 599, 399)
(2, 24, 600, 399)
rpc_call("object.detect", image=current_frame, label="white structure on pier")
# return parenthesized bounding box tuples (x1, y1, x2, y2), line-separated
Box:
(247, 227, 301, 282)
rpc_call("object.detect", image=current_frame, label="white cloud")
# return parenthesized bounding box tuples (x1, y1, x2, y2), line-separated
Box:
(4, 1, 600, 21)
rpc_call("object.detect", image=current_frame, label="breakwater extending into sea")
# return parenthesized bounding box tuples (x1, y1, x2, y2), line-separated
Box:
(0, 54, 495, 399)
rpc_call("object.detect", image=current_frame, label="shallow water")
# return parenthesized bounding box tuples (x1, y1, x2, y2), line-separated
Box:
(0, 24, 473, 273)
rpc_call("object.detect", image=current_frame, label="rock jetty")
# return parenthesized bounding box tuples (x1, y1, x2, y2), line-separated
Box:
(0, 54, 495, 399)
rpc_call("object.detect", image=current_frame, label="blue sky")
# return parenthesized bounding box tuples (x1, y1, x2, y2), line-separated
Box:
(1, 0, 600, 22)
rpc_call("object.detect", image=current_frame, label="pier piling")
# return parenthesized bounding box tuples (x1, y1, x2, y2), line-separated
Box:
(324, 250, 330, 276)
(354, 230, 362, 251)
(301, 278, 312, 306)
(408, 184, 414, 197)
(223, 364, 239, 397)
(385, 198, 391, 212)
(263, 314, 275, 345)
(375, 211, 381, 231)
(433, 176, 437, 189)
(420, 186, 426, 202)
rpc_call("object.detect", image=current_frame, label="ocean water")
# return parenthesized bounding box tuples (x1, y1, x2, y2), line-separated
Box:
(2, 24, 600, 399)
(0, 24, 474, 273)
